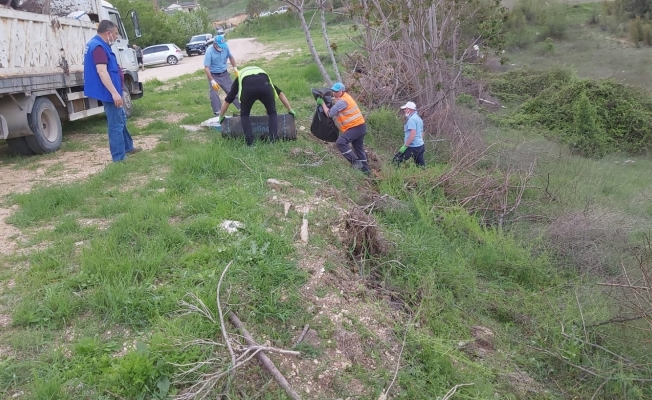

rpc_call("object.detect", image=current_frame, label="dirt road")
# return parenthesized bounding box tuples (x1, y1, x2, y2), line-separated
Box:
(139, 38, 269, 82)
(0, 37, 280, 255)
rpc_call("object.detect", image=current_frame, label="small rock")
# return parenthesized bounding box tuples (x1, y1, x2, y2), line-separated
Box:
(220, 220, 244, 234)
(624, 159, 635, 164)
(266, 178, 291, 189)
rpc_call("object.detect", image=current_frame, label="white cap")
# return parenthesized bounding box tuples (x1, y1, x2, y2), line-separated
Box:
(400, 101, 417, 110)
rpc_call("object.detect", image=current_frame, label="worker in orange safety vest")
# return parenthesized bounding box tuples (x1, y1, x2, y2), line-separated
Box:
(317, 82, 370, 175)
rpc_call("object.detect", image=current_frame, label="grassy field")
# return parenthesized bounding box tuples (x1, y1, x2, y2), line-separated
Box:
(2, 3, 652, 399)
(501, 2, 652, 90)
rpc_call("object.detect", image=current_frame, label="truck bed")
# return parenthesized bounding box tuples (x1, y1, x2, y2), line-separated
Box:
(0, 71, 84, 95)
(0, 7, 97, 78)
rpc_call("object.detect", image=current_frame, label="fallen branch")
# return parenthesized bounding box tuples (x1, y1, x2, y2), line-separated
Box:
(229, 312, 302, 400)
(292, 324, 310, 348)
(300, 218, 309, 243)
(217, 261, 236, 386)
(441, 383, 475, 400)
(379, 325, 408, 400)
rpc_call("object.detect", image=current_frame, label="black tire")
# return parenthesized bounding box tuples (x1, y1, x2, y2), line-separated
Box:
(186, 52, 193, 57)
(6, 137, 36, 156)
(167, 56, 178, 65)
(25, 97, 63, 154)
(122, 89, 133, 119)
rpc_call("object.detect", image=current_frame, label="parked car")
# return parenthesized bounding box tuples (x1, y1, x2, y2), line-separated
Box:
(142, 44, 184, 66)
(185, 33, 213, 56)
(275, 6, 288, 14)
(216, 27, 225, 36)
(259, 11, 271, 17)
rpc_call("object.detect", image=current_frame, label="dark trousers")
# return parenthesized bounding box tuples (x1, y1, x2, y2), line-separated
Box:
(394, 145, 425, 167)
(336, 123, 367, 164)
(240, 74, 277, 145)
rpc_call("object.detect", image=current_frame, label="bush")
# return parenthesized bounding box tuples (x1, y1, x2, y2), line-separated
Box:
(489, 67, 575, 103)
(510, 79, 652, 156)
(543, 3, 568, 40)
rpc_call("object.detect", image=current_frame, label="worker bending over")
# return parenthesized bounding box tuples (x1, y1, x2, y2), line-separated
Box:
(317, 82, 370, 175)
(218, 66, 295, 146)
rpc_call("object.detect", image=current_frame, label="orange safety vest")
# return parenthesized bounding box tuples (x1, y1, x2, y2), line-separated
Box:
(333, 92, 365, 132)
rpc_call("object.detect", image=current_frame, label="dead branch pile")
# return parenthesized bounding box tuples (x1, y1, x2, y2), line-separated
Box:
(546, 207, 639, 274)
(173, 262, 302, 400)
(600, 238, 652, 330)
(342, 206, 390, 260)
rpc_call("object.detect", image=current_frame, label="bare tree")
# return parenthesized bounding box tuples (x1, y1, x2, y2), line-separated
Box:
(283, 0, 334, 85)
(318, 0, 342, 82)
(346, 0, 506, 111)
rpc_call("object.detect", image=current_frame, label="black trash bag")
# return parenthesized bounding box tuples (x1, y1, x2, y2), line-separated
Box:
(309, 87, 339, 143)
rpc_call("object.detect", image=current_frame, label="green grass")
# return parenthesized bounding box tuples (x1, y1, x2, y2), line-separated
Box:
(502, 2, 652, 90)
(2, 7, 652, 400)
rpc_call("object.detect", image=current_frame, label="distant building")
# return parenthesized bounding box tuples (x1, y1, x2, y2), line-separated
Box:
(164, 1, 199, 13)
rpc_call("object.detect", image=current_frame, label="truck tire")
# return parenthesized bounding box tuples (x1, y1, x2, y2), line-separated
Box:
(167, 55, 178, 65)
(25, 97, 63, 154)
(6, 137, 36, 156)
(122, 89, 133, 119)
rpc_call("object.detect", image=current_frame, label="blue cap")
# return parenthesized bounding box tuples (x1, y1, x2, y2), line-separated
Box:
(214, 35, 227, 48)
(331, 82, 345, 92)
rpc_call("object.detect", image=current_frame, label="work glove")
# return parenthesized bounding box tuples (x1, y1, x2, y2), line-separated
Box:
(219, 115, 225, 124)
(289, 110, 296, 118)
(234, 68, 239, 77)
(210, 80, 220, 91)
(316, 98, 325, 106)
(399, 145, 408, 153)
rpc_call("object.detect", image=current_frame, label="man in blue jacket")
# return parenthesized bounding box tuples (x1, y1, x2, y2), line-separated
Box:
(84, 20, 141, 162)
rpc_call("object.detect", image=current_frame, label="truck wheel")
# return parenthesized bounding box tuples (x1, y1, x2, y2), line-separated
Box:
(6, 137, 36, 156)
(25, 97, 63, 154)
(167, 56, 178, 65)
(122, 89, 133, 119)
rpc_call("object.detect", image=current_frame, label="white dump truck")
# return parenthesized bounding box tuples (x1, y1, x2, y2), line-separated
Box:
(0, 0, 143, 155)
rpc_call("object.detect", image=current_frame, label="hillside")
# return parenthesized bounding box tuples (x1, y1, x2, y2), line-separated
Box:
(160, 0, 286, 19)
(2, 3, 652, 399)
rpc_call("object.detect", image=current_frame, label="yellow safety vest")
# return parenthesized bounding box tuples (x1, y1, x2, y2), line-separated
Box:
(237, 66, 279, 102)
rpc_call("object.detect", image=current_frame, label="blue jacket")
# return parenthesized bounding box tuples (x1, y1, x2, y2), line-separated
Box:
(84, 35, 122, 103)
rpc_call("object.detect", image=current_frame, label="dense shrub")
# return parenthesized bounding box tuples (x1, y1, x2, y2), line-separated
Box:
(511, 79, 652, 156)
(489, 67, 575, 103)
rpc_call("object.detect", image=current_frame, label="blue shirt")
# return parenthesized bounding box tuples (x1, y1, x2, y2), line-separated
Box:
(404, 112, 424, 147)
(203, 44, 232, 73)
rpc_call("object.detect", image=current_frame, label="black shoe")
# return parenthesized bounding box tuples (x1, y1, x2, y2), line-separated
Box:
(352, 160, 371, 176)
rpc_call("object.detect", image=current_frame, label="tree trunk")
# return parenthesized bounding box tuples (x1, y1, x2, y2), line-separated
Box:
(319, 0, 342, 82)
(284, 0, 333, 86)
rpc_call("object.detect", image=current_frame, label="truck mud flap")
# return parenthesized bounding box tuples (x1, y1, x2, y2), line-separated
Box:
(221, 114, 297, 141)
(0, 115, 7, 140)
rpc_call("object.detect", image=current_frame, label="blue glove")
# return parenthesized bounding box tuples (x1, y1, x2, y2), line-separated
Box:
(399, 145, 408, 153)
(316, 98, 325, 106)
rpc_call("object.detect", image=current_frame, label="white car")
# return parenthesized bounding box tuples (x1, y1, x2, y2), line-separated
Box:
(275, 6, 288, 14)
(142, 44, 184, 66)
(259, 11, 271, 17)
